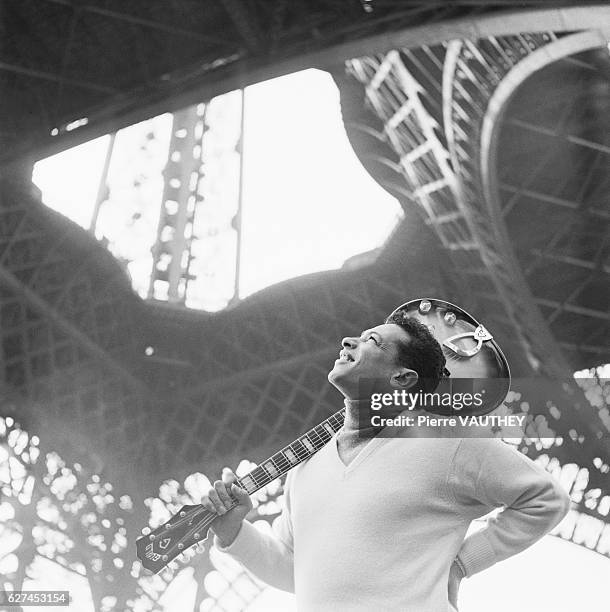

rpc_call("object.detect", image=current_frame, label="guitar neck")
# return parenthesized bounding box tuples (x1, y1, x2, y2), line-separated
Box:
(235, 408, 345, 494)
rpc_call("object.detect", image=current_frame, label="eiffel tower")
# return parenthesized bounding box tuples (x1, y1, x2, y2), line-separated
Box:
(0, 2, 608, 580)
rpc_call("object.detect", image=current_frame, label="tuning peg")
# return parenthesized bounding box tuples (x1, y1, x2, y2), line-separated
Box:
(181, 548, 192, 560)
(161, 566, 174, 580)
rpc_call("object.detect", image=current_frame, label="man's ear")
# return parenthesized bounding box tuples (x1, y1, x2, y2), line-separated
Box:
(390, 368, 418, 391)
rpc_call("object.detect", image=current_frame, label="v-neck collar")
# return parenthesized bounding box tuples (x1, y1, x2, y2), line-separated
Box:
(333, 429, 388, 473)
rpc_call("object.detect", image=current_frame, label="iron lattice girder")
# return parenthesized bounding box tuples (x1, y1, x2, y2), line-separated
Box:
(499, 184, 610, 221)
(2, 3, 609, 566)
(530, 250, 610, 276)
(145, 226, 449, 392)
(536, 299, 610, 322)
(443, 33, 610, 430)
(40, 0, 231, 46)
(0, 182, 155, 492)
(220, 0, 264, 52)
(3, 3, 605, 168)
(149, 221, 455, 479)
(0, 185, 145, 392)
(446, 34, 577, 378)
(149, 107, 205, 304)
(342, 30, 610, 557)
(507, 118, 610, 156)
(0, 60, 117, 94)
(539, 454, 610, 557)
(485, 34, 610, 367)
(559, 342, 608, 356)
(0, 261, 143, 391)
(348, 33, 574, 378)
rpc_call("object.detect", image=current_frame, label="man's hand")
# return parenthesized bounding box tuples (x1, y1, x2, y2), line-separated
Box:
(448, 559, 465, 611)
(202, 467, 253, 548)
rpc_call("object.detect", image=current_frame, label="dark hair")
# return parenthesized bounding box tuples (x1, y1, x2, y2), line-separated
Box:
(384, 311, 447, 393)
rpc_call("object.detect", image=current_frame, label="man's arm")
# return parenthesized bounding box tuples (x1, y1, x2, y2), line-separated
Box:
(203, 467, 295, 592)
(450, 438, 570, 577)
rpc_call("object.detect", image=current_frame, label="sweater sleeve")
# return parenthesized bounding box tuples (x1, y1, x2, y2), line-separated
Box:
(214, 471, 295, 592)
(450, 438, 570, 578)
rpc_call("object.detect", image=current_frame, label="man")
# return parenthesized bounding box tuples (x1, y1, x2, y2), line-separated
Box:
(202, 305, 570, 611)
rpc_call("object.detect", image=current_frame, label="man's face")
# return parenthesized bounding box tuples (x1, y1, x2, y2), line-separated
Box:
(327, 323, 414, 399)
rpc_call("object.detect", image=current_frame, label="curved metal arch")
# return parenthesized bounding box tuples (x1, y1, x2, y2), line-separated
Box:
(440, 32, 567, 378)
(480, 29, 609, 209)
(441, 39, 464, 172)
(330, 5, 610, 62)
(20, 5, 610, 167)
(438, 28, 610, 467)
(476, 30, 610, 374)
(448, 30, 610, 557)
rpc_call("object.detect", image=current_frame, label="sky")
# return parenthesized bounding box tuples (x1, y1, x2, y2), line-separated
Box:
(238, 70, 401, 299)
(23, 68, 610, 609)
(32, 69, 402, 311)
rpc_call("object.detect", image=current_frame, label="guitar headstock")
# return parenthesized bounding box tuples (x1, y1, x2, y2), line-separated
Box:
(136, 504, 213, 573)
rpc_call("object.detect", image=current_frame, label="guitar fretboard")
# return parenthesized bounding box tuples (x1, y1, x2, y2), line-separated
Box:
(236, 409, 345, 494)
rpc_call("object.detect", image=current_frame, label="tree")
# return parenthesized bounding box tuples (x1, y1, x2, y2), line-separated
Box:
(0, 415, 155, 612)
(139, 460, 287, 612)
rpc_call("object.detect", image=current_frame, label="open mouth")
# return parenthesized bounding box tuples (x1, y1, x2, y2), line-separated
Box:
(337, 350, 355, 363)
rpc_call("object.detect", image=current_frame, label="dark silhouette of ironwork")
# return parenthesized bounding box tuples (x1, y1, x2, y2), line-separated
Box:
(0, 3, 608, 610)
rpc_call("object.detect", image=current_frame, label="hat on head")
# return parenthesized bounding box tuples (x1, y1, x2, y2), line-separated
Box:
(388, 298, 511, 416)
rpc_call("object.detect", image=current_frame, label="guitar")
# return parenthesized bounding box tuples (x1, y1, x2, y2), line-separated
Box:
(387, 298, 511, 417)
(136, 297, 510, 573)
(136, 408, 345, 573)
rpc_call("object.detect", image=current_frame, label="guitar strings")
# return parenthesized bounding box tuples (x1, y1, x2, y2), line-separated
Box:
(181, 414, 339, 542)
(239, 410, 345, 490)
(147, 409, 346, 568)
(160, 412, 345, 530)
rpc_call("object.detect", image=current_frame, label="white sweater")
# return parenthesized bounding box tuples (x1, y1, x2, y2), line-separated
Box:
(216, 429, 569, 611)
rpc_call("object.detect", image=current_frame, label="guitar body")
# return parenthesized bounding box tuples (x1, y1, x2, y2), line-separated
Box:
(388, 298, 511, 416)
(137, 298, 510, 573)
